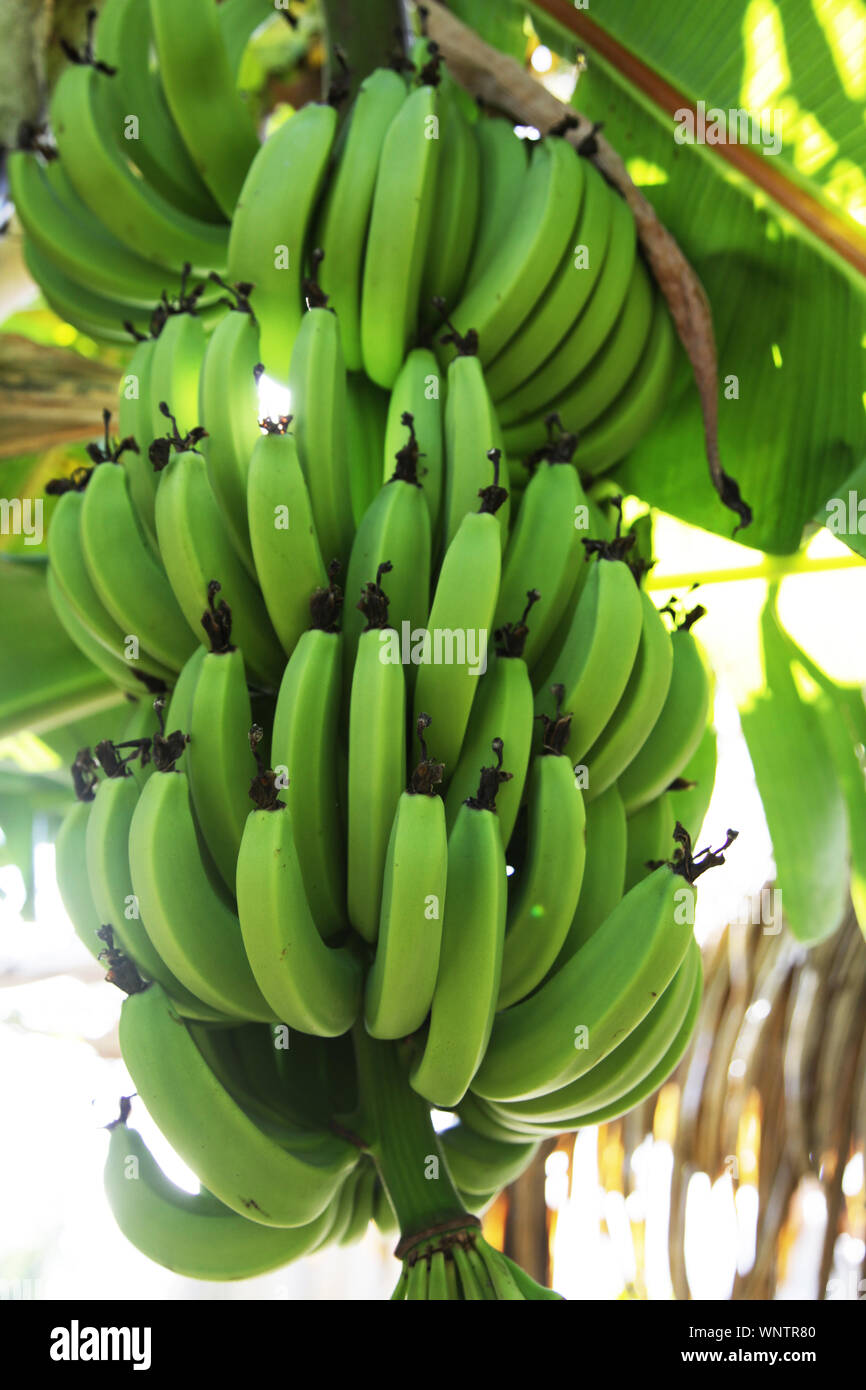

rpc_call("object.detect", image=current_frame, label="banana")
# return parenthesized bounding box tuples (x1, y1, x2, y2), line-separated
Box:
(128, 768, 275, 1021)
(412, 470, 505, 775)
(186, 606, 256, 893)
(93, 0, 224, 221)
(537, 546, 644, 763)
(48, 487, 176, 683)
(246, 426, 328, 660)
(443, 599, 536, 847)
(49, 63, 228, 274)
(495, 936, 700, 1124)
(116, 335, 160, 547)
(339, 1158, 379, 1246)
(440, 1124, 538, 1197)
(669, 721, 718, 845)
(105, 1118, 337, 1280)
(495, 188, 636, 427)
(364, 733, 449, 1039)
(342, 420, 432, 702)
(235, 785, 362, 1037)
(116, 696, 160, 790)
(484, 159, 614, 402)
(85, 770, 229, 1021)
(493, 440, 589, 671)
(373, 1180, 398, 1237)
(46, 568, 155, 699)
(462, 118, 528, 294)
(148, 309, 209, 444)
(154, 448, 284, 687)
(419, 84, 480, 328)
(287, 303, 355, 572)
(22, 239, 152, 343)
(583, 590, 674, 801)
(409, 746, 509, 1105)
(150, 0, 259, 217)
(501, 255, 655, 458)
(471, 859, 698, 1103)
(552, 782, 627, 970)
(360, 83, 441, 389)
(343, 369, 388, 527)
(316, 68, 409, 371)
(55, 799, 104, 963)
(198, 294, 262, 573)
(440, 135, 583, 366)
(382, 349, 444, 534)
(575, 288, 678, 478)
(624, 792, 676, 894)
(163, 643, 206, 733)
(270, 580, 346, 940)
(618, 617, 713, 814)
(442, 352, 510, 551)
(347, 572, 407, 943)
(79, 463, 198, 673)
(227, 101, 337, 380)
(497, 741, 587, 1010)
(7, 153, 182, 307)
(118, 983, 357, 1226)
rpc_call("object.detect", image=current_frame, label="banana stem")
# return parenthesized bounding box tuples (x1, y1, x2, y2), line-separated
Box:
(352, 1026, 469, 1244)
(644, 553, 865, 591)
(319, 0, 407, 102)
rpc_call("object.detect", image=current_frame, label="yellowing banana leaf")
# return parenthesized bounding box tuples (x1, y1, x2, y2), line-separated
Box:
(739, 595, 848, 944)
(513, 0, 866, 555)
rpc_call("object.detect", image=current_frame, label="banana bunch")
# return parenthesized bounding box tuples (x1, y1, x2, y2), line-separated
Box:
(36, 20, 723, 1301)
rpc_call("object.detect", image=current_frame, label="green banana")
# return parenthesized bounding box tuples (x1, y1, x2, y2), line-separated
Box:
(119, 983, 357, 1226)
(441, 135, 583, 366)
(23, 239, 153, 343)
(79, 463, 198, 673)
(493, 441, 589, 671)
(227, 101, 337, 380)
(462, 118, 528, 294)
(409, 747, 509, 1106)
(412, 473, 505, 775)
(497, 743, 587, 1010)
(618, 618, 713, 815)
(440, 1123, 538, 1197)
(316, 68, 409, 371)
(154, 448, 284, 687)
(46, 568, 155, 698)
(148, 309, 209, 446)
(199, 296, 262, 574)
(360, 83, 441, 388)
(624, 792, 676, 894)
(669, 722, 718, 845)
(345, 370, 390, 528)
(419, 85, 480, 327)
(382, 348, 444, 535)
(495, 187, 636, 426)
(583, 589, 674, 801)
(150, 0, 259, 217)
(441, 351, 510, 551)
(186, 614, 256, 894)
(552, 781, 627, 970)
(128, 769, 275, 1021)
(105, 1119, 336, 1280)
(342, 421, 432, 702)
(235, 790, 362, 1037)
(364, 738, 448, 1040)
(287, 304, 355, 572)
(575, 288, 678, 477)
(537, 547, 643, 762)
(246, 426, 328, 660)
(484, 158, 614, 402)
(443, 609, 536, 848)
(55, 799, 104, 963)
(117, 336, 160, 547)
(49, 63, 228, 274)
(501, 255, 655, 457)
(270, 582, 346, 940)
(346, 573, 407, 943)
(472, 860, 698, 1102)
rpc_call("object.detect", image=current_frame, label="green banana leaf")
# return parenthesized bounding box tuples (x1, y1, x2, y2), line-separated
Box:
(738, 594, 848, 944)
